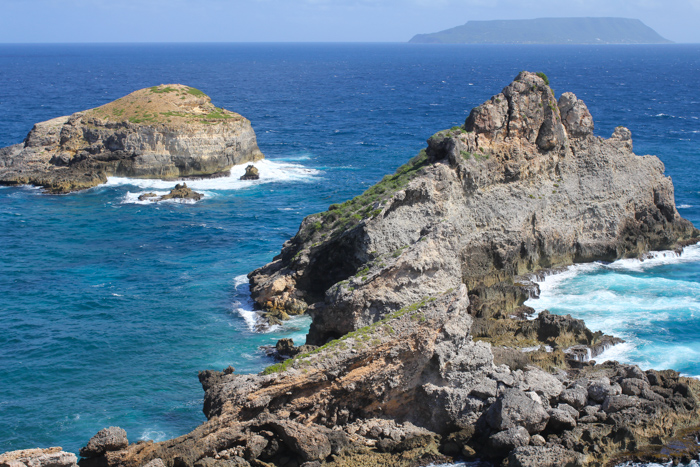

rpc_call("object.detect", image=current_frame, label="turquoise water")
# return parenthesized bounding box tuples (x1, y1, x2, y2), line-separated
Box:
(0, 44, 699, 455)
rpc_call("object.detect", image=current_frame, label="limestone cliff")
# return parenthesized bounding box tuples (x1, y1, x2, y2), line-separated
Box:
(249, 71, 697, 344)
(0, 84, 264, 193)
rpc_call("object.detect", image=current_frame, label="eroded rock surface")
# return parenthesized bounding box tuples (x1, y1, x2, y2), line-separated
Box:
(0, 84, 264, 193)
(248, 71, 697, 344)
(0, 448, 77, 467)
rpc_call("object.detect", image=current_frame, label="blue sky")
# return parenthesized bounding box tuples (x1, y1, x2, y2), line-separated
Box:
(1, 0, 698, 43)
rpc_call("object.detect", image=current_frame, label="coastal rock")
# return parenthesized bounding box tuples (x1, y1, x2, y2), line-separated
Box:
(0, 84, 264, 193)
(240, 165, 260, 180)
(80, 426, 128, 457)
(486, 389, 550, 434)
(248, 71, 697, 343)
(0, 448, 77, 467)
(159, 183, 203, 202)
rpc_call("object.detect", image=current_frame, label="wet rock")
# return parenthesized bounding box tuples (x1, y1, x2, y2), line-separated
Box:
(138, 192, 158, 201)
(275, 338, 296, 357)
(79, 427, 128, 458)
(159, 183, 203, 201)
(240, 165, 260, 180)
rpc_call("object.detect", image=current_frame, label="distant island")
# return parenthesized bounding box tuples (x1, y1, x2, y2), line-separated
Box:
(409, 17, 672, 44)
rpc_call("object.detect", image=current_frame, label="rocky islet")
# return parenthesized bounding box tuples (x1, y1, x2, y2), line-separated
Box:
(3, 72, 700, 467)
(0, 84, 264, 193)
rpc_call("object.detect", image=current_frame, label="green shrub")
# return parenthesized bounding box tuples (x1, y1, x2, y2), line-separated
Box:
(536, 72, 550, 86)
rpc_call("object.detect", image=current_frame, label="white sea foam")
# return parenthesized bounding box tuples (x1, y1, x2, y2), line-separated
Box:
(678, 204, 694, 209)
(233, 274, 259, 332)
(525, 244, 700, 370)
(139, 429, 168, 443)
(108, 159, 320, 204)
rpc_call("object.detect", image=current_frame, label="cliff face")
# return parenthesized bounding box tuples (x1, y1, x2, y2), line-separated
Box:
(0, 84, 264, 193)
(249, 71, 697, 345)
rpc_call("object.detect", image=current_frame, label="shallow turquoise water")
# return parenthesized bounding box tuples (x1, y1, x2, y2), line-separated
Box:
(0, 43, 699, 455)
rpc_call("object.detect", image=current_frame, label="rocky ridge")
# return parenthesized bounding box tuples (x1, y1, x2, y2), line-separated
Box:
(248, 71, 697, 344)
(0, 84, 264, 193)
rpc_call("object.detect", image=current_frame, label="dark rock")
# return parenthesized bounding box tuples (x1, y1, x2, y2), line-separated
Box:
(486, 389, 550, 434)
(602, 395, 639, 413)
(507, 445, 584, 467)
(138, 192, 158, 201)
(240, 165, 260, 180)
(546, 408, 577, 432)
(159, 183, 203, 201)
(275, 339, 296, 356)
(588, 378, 621, 403)
(488, 426, 530, 452)
(79, 427, 128, 458)
(559, 387, 588, 409)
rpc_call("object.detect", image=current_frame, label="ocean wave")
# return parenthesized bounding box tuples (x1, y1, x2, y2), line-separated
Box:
(106, 159, 320, 197)
(139, 429, 168, 443)
(678, 204, 694, 209)
(233, 274, 260, 332)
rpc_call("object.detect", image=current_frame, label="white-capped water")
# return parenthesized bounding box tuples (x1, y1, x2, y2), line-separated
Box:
(525, 245, 700, 374)
(108, 159, 320, 204)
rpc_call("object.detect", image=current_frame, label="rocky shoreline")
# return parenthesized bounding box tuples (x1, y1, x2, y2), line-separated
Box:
(3, 72, 700, 467)
(0, 84, 264, 194)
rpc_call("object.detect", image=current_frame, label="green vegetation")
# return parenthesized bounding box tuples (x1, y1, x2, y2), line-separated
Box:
(150, 86, 178, 94)
(299, 150, 430, 240)
(536, 72, 550, 86)
(261, 296, 438, 375)
(203, 107, 235, 119)
(186, 87, 207, 98)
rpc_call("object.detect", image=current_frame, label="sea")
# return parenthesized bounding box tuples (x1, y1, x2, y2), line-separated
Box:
(0, 44, 698, 464)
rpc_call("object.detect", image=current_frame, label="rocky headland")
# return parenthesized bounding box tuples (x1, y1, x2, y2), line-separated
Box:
(4, 72, 700, 467)
(0, 84, 264, 193)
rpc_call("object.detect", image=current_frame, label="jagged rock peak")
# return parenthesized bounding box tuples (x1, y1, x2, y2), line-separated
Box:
(465, 71, 597, 153)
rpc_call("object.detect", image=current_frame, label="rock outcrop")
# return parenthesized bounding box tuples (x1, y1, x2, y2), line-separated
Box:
(248, 71, 697, 344)
(0, 85, 264, 193)
(75, 286, 700, 467)
(138, 183, 204, 202)
(0, 448, 77, 467)
(240, 165, 260, 181)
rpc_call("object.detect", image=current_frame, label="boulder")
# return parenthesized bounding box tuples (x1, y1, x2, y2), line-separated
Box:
(486, 389, 550, 434)
(558, 92, 594, 138)
(488, 426, 531, 452)
(79, 427, 128, 457)
(507, 445, 584, 467)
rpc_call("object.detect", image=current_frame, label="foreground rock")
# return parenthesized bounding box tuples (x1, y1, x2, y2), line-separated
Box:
(78, 286, 700, 467)
(80, 427, 128, 458)
(0, 448, 77, 467)
(249, 71, 698, 343)
(0, 84, 264, 193)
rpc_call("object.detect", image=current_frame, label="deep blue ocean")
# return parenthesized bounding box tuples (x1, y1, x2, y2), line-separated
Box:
(0, 44, 699, 459)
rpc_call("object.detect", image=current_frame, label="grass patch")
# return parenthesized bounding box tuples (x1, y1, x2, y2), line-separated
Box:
(298, 149, 430, 240)
(261, 296, 438, 375)
(150, 86, 178, 94)
(187, 87, 207, 98)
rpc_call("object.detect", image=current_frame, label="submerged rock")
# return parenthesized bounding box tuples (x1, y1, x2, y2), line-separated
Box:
(138, 183, 203, 203)
(0, 84, 264, 193)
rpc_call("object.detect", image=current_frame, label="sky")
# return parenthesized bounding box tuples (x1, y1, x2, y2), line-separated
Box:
(1, 0, 699, 43)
